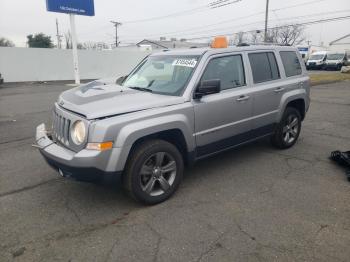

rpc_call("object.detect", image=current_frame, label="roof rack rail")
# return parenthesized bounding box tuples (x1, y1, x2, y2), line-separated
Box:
(249, 42, 291, 46)
(236, 43, 250, 47)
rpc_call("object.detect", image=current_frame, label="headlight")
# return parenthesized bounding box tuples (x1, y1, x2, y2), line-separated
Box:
(71, 120, 86, 145)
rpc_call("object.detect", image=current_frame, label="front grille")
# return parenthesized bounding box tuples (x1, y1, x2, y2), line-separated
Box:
(52, 111, 71, 146)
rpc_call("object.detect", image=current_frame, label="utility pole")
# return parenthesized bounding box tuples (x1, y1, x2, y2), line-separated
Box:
(110, 21, 122, 47)
(264, 0, 270, 42)
(55, 18, 63, 49)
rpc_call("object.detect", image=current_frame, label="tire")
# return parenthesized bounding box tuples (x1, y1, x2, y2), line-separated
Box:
(123, 139, 184, 205)
(271, 107, 302, 149)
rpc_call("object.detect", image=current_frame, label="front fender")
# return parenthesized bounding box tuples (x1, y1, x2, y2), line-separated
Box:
(113, 114, 194, 171)
(115, 114, 194, 149)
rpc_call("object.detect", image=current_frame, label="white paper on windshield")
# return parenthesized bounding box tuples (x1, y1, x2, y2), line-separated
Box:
(172, 59, 197, 68)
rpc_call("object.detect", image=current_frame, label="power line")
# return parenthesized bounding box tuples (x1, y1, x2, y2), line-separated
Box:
(185, 15, 350, 41)
(120, 9, 350, 42)
(122, 0, 242, 24)
(209, 0, 242, 9)
(79, 0, 335, 45)
(79, 0, 330, 41)
(119, 0, 331, 40)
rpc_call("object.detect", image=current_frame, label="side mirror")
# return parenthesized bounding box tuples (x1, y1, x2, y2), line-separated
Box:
(194, 79, 221, 99)
(116, 75, 128, 85)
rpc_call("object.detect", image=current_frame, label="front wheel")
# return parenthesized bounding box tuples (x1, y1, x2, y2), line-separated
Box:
(123, 140, 184, 205)
(271, 107, 302, 149)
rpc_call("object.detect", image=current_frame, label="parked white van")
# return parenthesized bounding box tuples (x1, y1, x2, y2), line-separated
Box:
(306, 51, 328, 70)
(325, 52, 348, 70)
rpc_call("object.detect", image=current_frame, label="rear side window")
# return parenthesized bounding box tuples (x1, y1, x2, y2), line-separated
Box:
(248, 52, 280, 83)
(201, 55, 246, 90)
(280, 51, 302, 77)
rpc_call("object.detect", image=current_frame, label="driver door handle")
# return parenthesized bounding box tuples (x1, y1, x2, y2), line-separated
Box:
(236, 95, 250, 102)
(274, 87, 285, 93)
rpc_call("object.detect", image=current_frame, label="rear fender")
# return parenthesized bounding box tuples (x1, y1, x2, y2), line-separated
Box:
(277, 89, 307, 122)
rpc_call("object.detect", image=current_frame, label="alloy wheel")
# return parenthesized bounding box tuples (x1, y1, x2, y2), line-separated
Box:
(282, 115, 299, 144)
(139, 152, 177, 196)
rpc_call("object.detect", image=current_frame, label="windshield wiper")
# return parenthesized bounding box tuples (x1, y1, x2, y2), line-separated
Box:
(127, 86, 153, 93)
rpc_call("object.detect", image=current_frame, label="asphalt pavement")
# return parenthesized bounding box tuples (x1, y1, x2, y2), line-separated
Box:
(0, 80, 350, 261)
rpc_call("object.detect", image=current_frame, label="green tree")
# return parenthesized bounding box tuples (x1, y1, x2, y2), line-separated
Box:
(0, 37, 15, 47)
(27, 33, 53, 48)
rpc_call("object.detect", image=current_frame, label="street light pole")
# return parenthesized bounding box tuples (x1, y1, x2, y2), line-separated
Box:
(264, 0, 270, 42)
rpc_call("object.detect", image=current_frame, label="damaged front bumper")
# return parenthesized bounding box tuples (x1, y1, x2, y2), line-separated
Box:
(34, 123, 122, 182)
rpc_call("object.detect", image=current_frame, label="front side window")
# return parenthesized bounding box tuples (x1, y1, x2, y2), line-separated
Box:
(327, 53, 345, 60)
(309, 54, 324, 60)
(123, 55, 199, 96)
(201, 55, 246, 90)
(248, 52, 280, 83)
(280, 51, 302, 77)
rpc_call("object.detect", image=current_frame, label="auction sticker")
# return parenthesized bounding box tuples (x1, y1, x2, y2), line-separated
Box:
(172, 58, 197, 68)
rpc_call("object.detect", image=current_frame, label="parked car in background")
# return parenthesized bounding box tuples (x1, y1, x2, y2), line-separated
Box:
(306, 51, 328, 70)
(325, 52, 348, 70)
(35, 40, 310, 204)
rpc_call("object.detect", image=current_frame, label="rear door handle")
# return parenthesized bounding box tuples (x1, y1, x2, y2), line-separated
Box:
(274, 87, 285, 93)
(236, 95, 250, 102)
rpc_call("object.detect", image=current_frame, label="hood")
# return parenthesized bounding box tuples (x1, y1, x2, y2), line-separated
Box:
(307, 59, 323, 63)
(326, 59, 342, 63)
(59, 80, 185, 120)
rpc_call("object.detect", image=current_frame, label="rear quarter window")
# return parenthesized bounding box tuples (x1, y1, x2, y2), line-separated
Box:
(280, 51, 302, 77)
(248, 52, 280, 83)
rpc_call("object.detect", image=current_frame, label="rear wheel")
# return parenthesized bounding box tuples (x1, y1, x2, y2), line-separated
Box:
(124, 139, 184, 205)
(271, 107, 301, 149)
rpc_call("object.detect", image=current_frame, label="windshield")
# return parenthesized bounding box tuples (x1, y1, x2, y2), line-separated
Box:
(327, 53, 344, 60)
(309, 54, 324, 60)
(123, 55, 200, 96)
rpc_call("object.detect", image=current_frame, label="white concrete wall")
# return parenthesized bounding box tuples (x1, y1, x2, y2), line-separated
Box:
(0, 47, 150, 82)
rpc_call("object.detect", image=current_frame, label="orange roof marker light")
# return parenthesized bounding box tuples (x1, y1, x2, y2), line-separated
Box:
(211, 36, 228, 48)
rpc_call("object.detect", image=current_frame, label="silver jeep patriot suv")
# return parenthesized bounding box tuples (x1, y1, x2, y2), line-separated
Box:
(35, 44, 310, 204)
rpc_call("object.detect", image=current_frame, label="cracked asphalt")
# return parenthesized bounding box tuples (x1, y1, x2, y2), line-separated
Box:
(0, 81, 350, 262)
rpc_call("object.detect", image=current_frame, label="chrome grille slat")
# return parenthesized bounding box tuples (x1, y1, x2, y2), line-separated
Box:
(54, 112, 58, 140)
(65, 119, 71, 144)
(52, 110, 71, 146)
(61, 116, 65, 142)
(58, 115, 62, 140)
